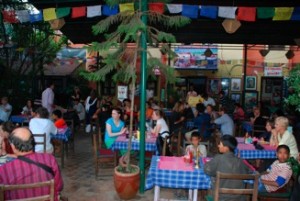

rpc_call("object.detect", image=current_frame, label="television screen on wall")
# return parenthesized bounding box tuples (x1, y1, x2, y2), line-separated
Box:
(173, 45, 218, 70)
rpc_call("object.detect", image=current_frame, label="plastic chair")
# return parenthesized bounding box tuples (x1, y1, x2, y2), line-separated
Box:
(206, 171, 259, 201)
(0, 179, 55, 201)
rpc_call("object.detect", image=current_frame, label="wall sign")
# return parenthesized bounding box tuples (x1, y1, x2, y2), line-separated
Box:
(264, 67, 282, 76)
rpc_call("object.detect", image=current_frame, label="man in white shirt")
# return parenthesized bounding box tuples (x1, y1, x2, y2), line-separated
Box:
(42, 83, 55, 114)
(0, 97, 12, 122)
(214, 107, 234, 136)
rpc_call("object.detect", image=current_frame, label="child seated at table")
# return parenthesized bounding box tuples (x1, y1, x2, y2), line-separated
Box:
(204, 135, 251, 201)
(52, 110, 67, 129)
(259, 144, 293, 193)
(185, 132, 207, 157)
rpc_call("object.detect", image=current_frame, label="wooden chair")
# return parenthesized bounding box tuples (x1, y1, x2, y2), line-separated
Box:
(65, 119, 75, 153)
(0, 179, 55, 201)
(92, 127, 114, 178)
(33, 133, 46, 153)
(206, 171, 259, 201)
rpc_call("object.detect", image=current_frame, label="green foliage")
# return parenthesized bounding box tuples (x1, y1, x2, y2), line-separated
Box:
(285, 65, 300, 111)
(288, 157, 300, 177)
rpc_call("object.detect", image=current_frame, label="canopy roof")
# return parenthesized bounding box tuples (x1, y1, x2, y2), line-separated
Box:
(28, 0, 300, 45)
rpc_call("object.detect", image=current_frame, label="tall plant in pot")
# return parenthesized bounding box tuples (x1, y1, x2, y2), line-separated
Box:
(80, 0, 190, 199)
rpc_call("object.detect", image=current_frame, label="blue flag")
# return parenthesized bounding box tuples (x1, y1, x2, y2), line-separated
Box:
(182, 5, 199, 19)
(200, 6, 218, 19)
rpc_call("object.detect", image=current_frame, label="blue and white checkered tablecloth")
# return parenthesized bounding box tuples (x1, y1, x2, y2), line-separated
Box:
(111, 137, 157, 152)
(145, 156, 211, 190)
(238, 149, 276, 159)
(10, 115, 29, 124)
(51, 127, 71, 142)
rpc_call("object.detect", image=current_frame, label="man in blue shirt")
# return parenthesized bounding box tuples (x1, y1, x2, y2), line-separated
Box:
(214, 107, 234, 135)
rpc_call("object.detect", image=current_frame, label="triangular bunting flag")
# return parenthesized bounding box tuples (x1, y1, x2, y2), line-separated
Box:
(257, 7, 274, 19)
(149, 3, 165, 14)
(16, 10, 30, 23)
(291, 7, 300, 21)
(218, 6, 237, 19)
(72, 6, 86, 18)
(43, 8, 57, 21)
(87, 5, 102, 17)
(2, 10, 19, 23)
(167, 4, 182, 14)
(200, 6, 218, 19)
(237, 7, 256, 22)
(56, 7, 71, 18)
(119, 3, 134, 13)
(182, 5, 199, 19)
(273, 7, 294, 21)
(29, 10, 43, 22)
(102, 5, 119, 16)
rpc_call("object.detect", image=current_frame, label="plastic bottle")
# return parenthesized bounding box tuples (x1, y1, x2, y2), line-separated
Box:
(189, 150, 193, 163)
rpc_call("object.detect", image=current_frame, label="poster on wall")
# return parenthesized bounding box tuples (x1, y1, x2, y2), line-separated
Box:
(117, 85, 128, 101)
(173, 45, 218, 70)
(264, 67, 282, 76)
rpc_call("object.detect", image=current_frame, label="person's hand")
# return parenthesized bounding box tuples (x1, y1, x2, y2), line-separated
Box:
(92, 114, 97, 119)
(121, 127, 127, 134)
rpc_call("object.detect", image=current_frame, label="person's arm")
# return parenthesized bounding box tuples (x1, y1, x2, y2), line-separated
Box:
(174, 116, 185, 125)
(261, 178, 283, 187)
(204, 155, 220, 176)
(214, 115, 225, 125)
(199, 145, 207, 157)
(151, 124, 162, 137)
(50, 122, 58, 135)
(106, 123, 126, 137)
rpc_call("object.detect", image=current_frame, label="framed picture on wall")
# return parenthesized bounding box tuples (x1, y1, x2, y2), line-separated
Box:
(245, 76, 257, 90)
(207, 79, 220, 95)
(244, 91, 258, 114)
(231, 93, 241, 104)
(221, 78, 230, 96)
(231, 78, 242, 92)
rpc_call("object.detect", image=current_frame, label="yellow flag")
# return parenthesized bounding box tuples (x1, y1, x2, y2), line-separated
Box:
(43, 8, 57, 21)
(273, 7, 294, 21)
(119, 3, 134, 13)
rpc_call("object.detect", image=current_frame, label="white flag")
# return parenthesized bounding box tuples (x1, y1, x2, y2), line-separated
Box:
(218, 6, 237, 19)
(167, 4, 182, 14)
(87, 5, 102, 18)
(16, 10, 30, 23)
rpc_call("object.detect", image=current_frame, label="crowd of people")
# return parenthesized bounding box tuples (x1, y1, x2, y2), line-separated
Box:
(0, 82, 299, 200)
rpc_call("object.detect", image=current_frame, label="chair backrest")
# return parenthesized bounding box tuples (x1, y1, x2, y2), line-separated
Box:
(0, 179, 55, 201)
(214, 171, 259, 201)
(65, 119, 74, 133)
(252, 125, 266, 138)
(33, 133, 46, 153)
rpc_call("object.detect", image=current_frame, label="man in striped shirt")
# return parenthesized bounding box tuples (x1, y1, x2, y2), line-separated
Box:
(260, 145, 293, 192)
(0, 127, 63, 200)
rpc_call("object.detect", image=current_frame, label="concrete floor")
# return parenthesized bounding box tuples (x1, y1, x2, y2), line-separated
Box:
(59, 130, 179, 201)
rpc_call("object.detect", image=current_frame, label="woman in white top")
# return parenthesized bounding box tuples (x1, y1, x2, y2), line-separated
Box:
(22, 100, 33, 115)
(273, 116, 298, 159)
(29, 107, 57, 153)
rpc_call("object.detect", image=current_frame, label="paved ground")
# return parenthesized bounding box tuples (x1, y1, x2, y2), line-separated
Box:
(59, 129, 178, 201)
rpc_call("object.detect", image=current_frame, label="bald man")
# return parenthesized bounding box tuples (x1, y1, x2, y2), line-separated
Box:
(0, 127, 63, 201)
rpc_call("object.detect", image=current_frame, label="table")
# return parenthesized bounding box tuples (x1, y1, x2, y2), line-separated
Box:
(111, 134, 157, 152)
(10, 115, 30, 126)
(236, 137, 277, 159)
(146, 156, 211, 201)
(51, 127, 72, 168)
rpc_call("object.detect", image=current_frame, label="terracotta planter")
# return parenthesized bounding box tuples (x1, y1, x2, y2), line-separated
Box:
(114, 165, 140, 200)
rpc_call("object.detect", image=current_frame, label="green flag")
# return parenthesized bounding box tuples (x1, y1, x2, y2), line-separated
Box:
(56, 7, 71, 18)
(257, 7, 275, 19)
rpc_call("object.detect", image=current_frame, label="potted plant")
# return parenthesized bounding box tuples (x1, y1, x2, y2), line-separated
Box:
(80, 0, 190, 199)
(285, 65, 300, 112)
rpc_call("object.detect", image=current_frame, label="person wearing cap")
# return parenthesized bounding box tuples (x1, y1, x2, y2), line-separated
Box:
(204, 135, 251, 201)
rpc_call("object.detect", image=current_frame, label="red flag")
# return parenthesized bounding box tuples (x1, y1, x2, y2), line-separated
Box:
(2, 10, 19, 23)
(149, 3, 165, 14)
(71, 6, 86, 18)
(237, 7, 256, 22)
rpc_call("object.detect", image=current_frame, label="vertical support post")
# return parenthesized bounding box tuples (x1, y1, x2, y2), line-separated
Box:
(242, 44, 248, 108)
(139, 0, 148, 194)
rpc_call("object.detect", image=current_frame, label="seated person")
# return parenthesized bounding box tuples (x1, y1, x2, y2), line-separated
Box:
(94, 104, 111, 134)
(52, 110, 67, 129)
(260, 120, 274, 142)
(233, 103, 245, 122)
(0, 127, 63, 200)
(243, 107, 267, 138)
(22, 99, 33, 115)
(170, 101, 186, 134)
(185, 132, 207, 157)
(0, 97, 12, 123)
(204, 135, 250, 201)
(259, 145, 292, 193)
(185, 103, 211, 143)
(73, 98, 85, 122)
(0, 122, 15, 156)
(214, 107, 234, 136)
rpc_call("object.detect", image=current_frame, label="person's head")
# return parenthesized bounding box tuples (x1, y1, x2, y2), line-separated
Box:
(48, 82, 55, 89)
(234, 103, 241, 108)
(101, 104, 109, 112)
(189, 84, 194, 91)
(26, 99, 33, 108)
(52, 109, 62, 120)
(202, 92, 208, 100)
(218, 107, 227, 116)
(35, 107, 49, 119)
(8, 127, 35, 154)
(265, 120, 275, 132)
(152, 109, 164, 121)
(275, 116, 289, 134)
(196, 103, 205, 114)
(191, 132, 201, 147)
(1, 97, 8, 105)
(90, 90, 97, 99)
(111, 108, 122, 120)
(253, 107, 261, 116)
(74, 86, 80, 93)
(31, 106, 39, 117)
(219, 90, 225, 97)
(0, 122, 15, 138)
(206, 104, 213, 114)
(123, 99, 131, 107)
(218, 135, 237, 153)
(73, 98, 80, 105)
(276, 145, 290, 163)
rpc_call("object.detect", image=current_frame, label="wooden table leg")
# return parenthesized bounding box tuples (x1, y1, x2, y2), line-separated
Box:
(154, 185, 160, 201)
